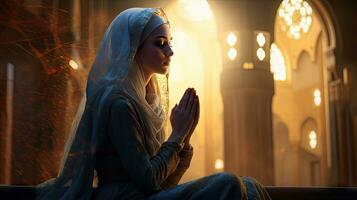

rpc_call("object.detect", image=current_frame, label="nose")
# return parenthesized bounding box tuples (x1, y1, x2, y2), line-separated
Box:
(165, 46, 174, 57)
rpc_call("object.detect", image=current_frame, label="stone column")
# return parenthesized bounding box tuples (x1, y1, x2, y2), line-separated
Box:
(221, 67, 275, 185)
(209, 0, 280, 185)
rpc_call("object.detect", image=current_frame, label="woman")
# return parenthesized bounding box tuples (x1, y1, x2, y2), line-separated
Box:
(36, 7, 271, 200)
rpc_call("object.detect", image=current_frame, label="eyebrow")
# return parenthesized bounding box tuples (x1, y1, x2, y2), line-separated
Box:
(155, 36, 173, 40)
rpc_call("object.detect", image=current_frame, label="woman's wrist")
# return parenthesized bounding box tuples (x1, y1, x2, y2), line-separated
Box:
(182, 143, 192, 150)
(163, 141, 184, 153)
(182, 143, 193, 154)
(168, 131, 185, 144)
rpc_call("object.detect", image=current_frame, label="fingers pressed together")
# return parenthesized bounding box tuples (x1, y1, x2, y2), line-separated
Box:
(178, 88, 198, 114)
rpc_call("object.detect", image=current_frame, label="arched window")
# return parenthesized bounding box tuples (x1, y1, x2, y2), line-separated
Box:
(270, 43, 287, 81)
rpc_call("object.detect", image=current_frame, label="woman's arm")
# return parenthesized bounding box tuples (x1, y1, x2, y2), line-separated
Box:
(160, 89, 199, 189)
(109, 98, 181, 195)
(160, 144, 193, 189)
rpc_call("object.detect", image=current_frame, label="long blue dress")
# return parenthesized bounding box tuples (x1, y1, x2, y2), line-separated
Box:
(92, 95, 271, 200)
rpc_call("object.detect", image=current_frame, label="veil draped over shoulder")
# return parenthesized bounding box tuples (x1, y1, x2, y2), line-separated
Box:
(36, 7, 170, 200)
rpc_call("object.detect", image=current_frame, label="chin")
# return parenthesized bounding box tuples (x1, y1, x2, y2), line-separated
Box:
(157, 65, 169, 75)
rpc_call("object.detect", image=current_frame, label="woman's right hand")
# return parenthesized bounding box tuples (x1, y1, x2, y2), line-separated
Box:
(168, 88, 198, 144)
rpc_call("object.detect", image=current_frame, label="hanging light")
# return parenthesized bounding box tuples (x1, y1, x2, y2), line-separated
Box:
(278, 0, 313, 39)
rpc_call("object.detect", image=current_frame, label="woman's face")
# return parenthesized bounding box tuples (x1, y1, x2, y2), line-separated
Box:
(136, 24, 173, 75)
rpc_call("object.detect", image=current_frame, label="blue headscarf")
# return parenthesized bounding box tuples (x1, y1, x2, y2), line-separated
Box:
(36, 8, 170, 200)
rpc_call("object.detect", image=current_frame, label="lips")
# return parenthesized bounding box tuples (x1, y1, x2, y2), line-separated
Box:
(163, 60, 171, 66)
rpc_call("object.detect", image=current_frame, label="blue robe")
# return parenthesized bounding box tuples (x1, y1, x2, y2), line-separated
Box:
(93, 95, 270, 200)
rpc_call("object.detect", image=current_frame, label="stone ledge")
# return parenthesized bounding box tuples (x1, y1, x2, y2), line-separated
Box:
(1, 185, 357, 200)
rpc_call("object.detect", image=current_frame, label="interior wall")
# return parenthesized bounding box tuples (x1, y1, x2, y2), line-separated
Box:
(272, 2, 329, 186)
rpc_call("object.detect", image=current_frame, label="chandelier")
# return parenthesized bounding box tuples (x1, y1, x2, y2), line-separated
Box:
(278, 0, 313, 39)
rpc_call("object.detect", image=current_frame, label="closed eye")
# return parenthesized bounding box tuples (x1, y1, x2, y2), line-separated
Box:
(154, 36, 173, 48)
(155, 40, 172, 48)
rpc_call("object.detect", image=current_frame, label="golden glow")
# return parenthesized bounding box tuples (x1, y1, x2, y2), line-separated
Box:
(228, 47, 237, 60)
(278, 0, 313, 39)
(270, 43, 286, 81)
(69, 60, 79, 70)
(180, 0, 213, 21)
(257, 33, 266, 47)
(165, 1, 224, 182)
(215, 159, 224, 170)
(226, 32, 237, 46)
(243, 62, 254, 69)
(309, 130, 317, 149)
(257, 48, 266, 61)
(313, 89, 321, 106)
(170, 30, 189, 82)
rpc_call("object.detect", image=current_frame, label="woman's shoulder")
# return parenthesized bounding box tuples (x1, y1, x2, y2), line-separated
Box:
(109, 94, 143, 129)
(109, 93, 143, 120)
(110, 94, 134, 112)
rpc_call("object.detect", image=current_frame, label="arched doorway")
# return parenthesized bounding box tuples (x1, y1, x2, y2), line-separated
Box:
(271, 0, 338, 186)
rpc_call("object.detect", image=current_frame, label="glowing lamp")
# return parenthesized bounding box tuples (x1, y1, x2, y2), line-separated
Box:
(313, 89, 321, 106)
(309, 130, 317, 149)
(69, 60, 79, 70)
(226, 32, 237, 46)
(215, 159, 224, 170)
(228, 47, 237, 61)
